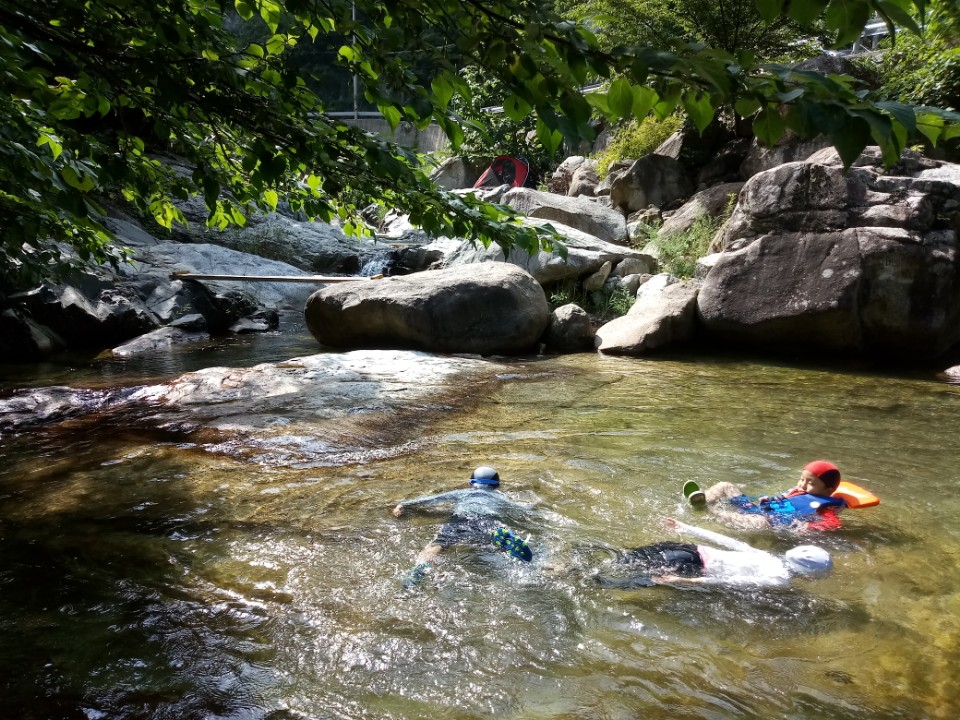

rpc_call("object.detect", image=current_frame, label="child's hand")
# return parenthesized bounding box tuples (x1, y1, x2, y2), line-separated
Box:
(392, 505, 405, 518)
(662, 517, 679, 532)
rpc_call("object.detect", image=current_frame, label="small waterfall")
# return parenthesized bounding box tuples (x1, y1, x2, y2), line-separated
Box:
(359, 249, 398, 277)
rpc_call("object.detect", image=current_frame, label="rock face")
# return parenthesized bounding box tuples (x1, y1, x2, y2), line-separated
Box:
(698, 152, 960, 358)
(304, 263, 549, 355)
(429, 156, 490, 190)
(440, 219, 654, 285)
(609, 153, 693, 215)
(595, 274, 699, 355)
(501, 188, 628, 244)
(659, 182, 743, 241)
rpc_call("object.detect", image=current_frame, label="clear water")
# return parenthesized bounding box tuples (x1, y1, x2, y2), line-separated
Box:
(2, 341, 959, 719)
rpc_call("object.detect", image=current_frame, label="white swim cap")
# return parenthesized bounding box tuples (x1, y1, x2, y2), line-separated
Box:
(469, 466, 500, 486)
(784, 545, 833, 577)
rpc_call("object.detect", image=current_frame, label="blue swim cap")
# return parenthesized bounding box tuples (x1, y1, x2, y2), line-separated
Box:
(469, 466, 500, 486)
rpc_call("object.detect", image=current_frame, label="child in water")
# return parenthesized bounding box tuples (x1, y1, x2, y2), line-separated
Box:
(392, 466, 536, 586)
(687, 460, 847, 532)
(594, 517, 833, 589)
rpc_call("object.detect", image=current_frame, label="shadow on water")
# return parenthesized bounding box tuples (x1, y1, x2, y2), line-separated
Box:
(0, 421, 291, 719)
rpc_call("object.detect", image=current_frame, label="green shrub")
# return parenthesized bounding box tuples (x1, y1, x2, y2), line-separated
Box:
(866, 34, 960, 112)
(594, 115, 684, 178)
(654, 195, 735, 279)
(549, 277, 636, 322)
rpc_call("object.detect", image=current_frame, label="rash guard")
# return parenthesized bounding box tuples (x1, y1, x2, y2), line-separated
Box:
(670, 521, 792, 587)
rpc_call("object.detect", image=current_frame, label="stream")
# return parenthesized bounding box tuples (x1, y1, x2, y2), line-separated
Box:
(1, 327, 958, 719)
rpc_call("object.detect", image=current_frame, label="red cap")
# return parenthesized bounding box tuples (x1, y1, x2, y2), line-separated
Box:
(804, 460, 841, 480)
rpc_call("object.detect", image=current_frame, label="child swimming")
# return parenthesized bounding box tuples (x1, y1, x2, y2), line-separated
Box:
(686, 460, 850, 532)
(594, 517, 833, 589)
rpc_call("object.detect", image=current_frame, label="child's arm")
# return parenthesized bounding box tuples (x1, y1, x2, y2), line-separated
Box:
(392, 489, 461, 517)
(652, 573, 707, 586)
(664, 518, 758, 553)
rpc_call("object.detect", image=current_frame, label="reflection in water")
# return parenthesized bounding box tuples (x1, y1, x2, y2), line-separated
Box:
(1, 348, 960, 718)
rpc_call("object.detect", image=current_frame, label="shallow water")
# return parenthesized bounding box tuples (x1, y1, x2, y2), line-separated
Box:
(1, 342, 959, 719)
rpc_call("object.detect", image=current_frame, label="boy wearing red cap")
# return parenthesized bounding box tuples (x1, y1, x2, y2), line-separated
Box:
(688, 460, 846, 532)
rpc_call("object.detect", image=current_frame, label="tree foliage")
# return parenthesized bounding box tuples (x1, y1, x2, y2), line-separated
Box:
(2, 0, 958, 285)
(556, 0, 819, 61)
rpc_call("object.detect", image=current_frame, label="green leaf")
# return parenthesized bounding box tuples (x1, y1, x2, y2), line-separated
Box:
(652, 85, 681, 120)
(234, 0, 254, 21)
(607, 78, 634, 120)
(788, 0, 829, 24)
(37, 132, 62, 160)
(431, 75, 454, 108)
(379, 103, 402, 131)
(632, 86, 656, 119)
(535, 117, 562, 154)
(916, 112, 944, 146)
(877, 101, 917, 136)
(735, 96, 762, 117)
(825, 0, 872, 47)
(755, 0, 786, 22)
(264, 189, 279, 211)
(852, 109, 898, 165)
(61, 166, 95, 192)
(266, 34, 287, 55)
(830, 116, 872, 167)
(503, 94, 532, 123)
(681, 90, 715, 133)
(876, 1, 921, 34)
(586, 92, 611, 116)
(753, 107, 786, 147)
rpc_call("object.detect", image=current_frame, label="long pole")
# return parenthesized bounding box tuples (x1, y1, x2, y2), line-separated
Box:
(170, 272, 382, 283)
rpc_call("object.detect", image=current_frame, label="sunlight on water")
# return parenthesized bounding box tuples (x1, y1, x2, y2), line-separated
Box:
(2, 349, 960, 718)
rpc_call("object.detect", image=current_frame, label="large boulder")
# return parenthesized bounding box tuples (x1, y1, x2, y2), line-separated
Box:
(304, 263, 549, 355)
(501, 187, 628, 244)
(595, 274, 699, 355)
(168, 199, 377, 275)
(658, 182, 744, 241)
(698, 151, 960, 359)
(543, 303, 595, 353)
(609, 154, 693, 216)
(548, 156, 589, 195)
(739, 132, 831, 180)
(568, 159, 600, 197)
(0, 308, 66, 360)
(440, 219, 654, 285)
(429, 156, 491, 190)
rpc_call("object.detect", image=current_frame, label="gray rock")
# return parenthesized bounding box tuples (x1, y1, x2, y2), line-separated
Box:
(614, 256, 657, 277)
(568, 159, 599, 197)
(169, 313, 208, 330)
(111, 326, 211, 357)
(583, 261, 613, 291)
(595, 274, 699, 355)
(659, 183, 743, 240)
(609, 154, 693, 216)
(430, 156, 491, 190)
(739, 133, 832, 180)
(699, 152, 960, 358)
(548, 156, 588, 195)
(230, 309, 280, 334)
(304, 262, 549, 355)
(0, 309, 65, 361)
(440, 218, 653, 285)
(502, 187, 628, 244)
(543, 304, 595, 353)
